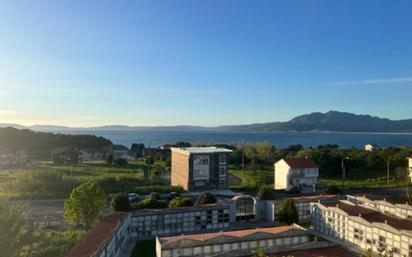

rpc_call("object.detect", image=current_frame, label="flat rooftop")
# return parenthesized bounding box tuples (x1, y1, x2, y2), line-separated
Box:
(171, 147, 233, 155)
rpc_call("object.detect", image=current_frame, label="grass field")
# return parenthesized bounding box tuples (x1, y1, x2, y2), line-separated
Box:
(0, 160, 181, 199)
(229, 166, 410, 191)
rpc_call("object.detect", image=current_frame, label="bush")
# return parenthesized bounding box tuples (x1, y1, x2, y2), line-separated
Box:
(277, 198, 298, 225)
(196, 192, 217, 205)
(111, 193, 130, 212)
(137, 195, 168, 209)
(168, 197, 193, 208)
(114, 158, 128, 166)
(323, 184, 342, 194)
(257, 186, 276, 200)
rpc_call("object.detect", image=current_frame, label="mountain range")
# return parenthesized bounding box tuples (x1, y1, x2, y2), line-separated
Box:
(2, 111, 412, 133)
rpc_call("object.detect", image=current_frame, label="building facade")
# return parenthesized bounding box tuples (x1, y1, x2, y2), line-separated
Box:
(65, 212, 132, 257)
(274, 158, 319, 192)
(132, 202, 236, 240)
(265, 194, 339, 223)
(365, 144, 378, 151)
(408, 157, 412, 182)
(171, 147, 232, 191)
(311, 200, 412, 257)
(156, 225, 311, 257)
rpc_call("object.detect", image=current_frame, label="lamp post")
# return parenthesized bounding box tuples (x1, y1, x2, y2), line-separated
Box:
(341, 157, 350, 189)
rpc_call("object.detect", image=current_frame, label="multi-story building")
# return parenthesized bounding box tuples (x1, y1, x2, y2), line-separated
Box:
(65, 212, 132, 257)
(408, 157, 412, 182)
(311, 200, 412, 257)
(156, 225, 312, 257)
(274, 158, 319, 192)
(171, 147, 232, 191)
(132, 201, 235, 240)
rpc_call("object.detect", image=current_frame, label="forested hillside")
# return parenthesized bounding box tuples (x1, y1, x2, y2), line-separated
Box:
(0, 127, 112, 160)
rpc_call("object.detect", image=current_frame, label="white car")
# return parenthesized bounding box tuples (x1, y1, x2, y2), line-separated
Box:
(128, 193, 140, 202)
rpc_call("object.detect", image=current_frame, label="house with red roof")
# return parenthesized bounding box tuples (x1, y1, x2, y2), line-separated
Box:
(274, 157, 319, 192)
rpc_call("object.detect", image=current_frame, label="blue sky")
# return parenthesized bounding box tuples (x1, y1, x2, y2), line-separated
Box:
(0, 0, 411, 126)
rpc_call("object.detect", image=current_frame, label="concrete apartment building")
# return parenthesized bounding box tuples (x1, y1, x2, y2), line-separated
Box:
(311, 199, 412, 257)
(274, 157, 319, 192)
(171, 147, 232, 191)
(65, 212, 132, 257)
(156, 225, 313, 257)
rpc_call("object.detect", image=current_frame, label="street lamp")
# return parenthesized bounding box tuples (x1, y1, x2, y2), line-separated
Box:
(341, 157, 350, 189)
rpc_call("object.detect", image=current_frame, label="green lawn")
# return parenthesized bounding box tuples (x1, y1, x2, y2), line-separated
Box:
(0, 160, 181, 199)
(131, 240, 156, 257)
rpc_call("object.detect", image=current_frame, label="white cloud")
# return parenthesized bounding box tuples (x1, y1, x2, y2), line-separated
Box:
(328, 77, 412, 86)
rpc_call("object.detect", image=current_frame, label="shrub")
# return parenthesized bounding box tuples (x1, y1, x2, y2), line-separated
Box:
(257, 186, 276, 200)
(196, 192, 217, 205)
(168, 197, 193, 208)
(111, 193, 130, 212)
(323, 184, 342, 194)
(114, 158, 128, 166)
(137, 195, 168, 209)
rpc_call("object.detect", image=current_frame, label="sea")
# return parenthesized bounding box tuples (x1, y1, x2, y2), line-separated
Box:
(61, 130, 412, 149)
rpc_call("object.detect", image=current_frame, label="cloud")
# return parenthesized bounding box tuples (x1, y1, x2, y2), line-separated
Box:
(328, 77, 412, 86)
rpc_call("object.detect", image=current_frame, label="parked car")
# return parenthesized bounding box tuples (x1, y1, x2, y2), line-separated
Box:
(168, 192, 180, 200)
(128, 193, 140, 202)
(149, 192, 160, 199)
(286, 186, 301, 195)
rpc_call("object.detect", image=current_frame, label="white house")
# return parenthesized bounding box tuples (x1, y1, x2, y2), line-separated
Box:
(364, 144, 378, 151)
(274, 158, 319, 192)
(408, 157, 412, 182)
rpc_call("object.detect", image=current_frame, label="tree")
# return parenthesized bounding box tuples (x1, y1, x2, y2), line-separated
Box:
(257, 186, 276, 200)
(253, 247, 267, 257)
(26, 230, 86, 257)
(277, 198, 298, 225)
(137, 195, 168, 209)
(150, 164, 164, 184)
(196, 192, 217, 205)
(169, 196, 193, 208)
(323, 184, 342, 194)
(64, 181, 107, 228)
(0, 199, 33, 257)
(114, 157, 128, 166)
(255, 141, 274, 163)
(111, 193, 130, 212)
(106, 154, 114, 164)
(130, 143, 145, 158)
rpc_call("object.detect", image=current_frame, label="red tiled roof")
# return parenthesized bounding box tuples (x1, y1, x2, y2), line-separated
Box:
(270, 246, 356, 257)
(159, 225, 301, 244)
(282, 158, 319, 169)
(65, 212, 129, 257)
(323, 201, 412, 231)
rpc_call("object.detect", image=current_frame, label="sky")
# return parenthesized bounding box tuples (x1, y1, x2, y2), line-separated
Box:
(0, 0, 411, 127)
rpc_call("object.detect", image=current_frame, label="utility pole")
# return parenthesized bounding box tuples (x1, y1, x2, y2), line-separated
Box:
(341, 157, 350, 189)
(241, 139, 245, 186)
(387, 159, 390, 186)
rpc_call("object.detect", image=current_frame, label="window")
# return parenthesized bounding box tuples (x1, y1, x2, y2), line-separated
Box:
(219, 154, 226, 164)
(193, 155, 210, 180)
(219, 178, 226, 187)
(219, 166, 226, 176)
